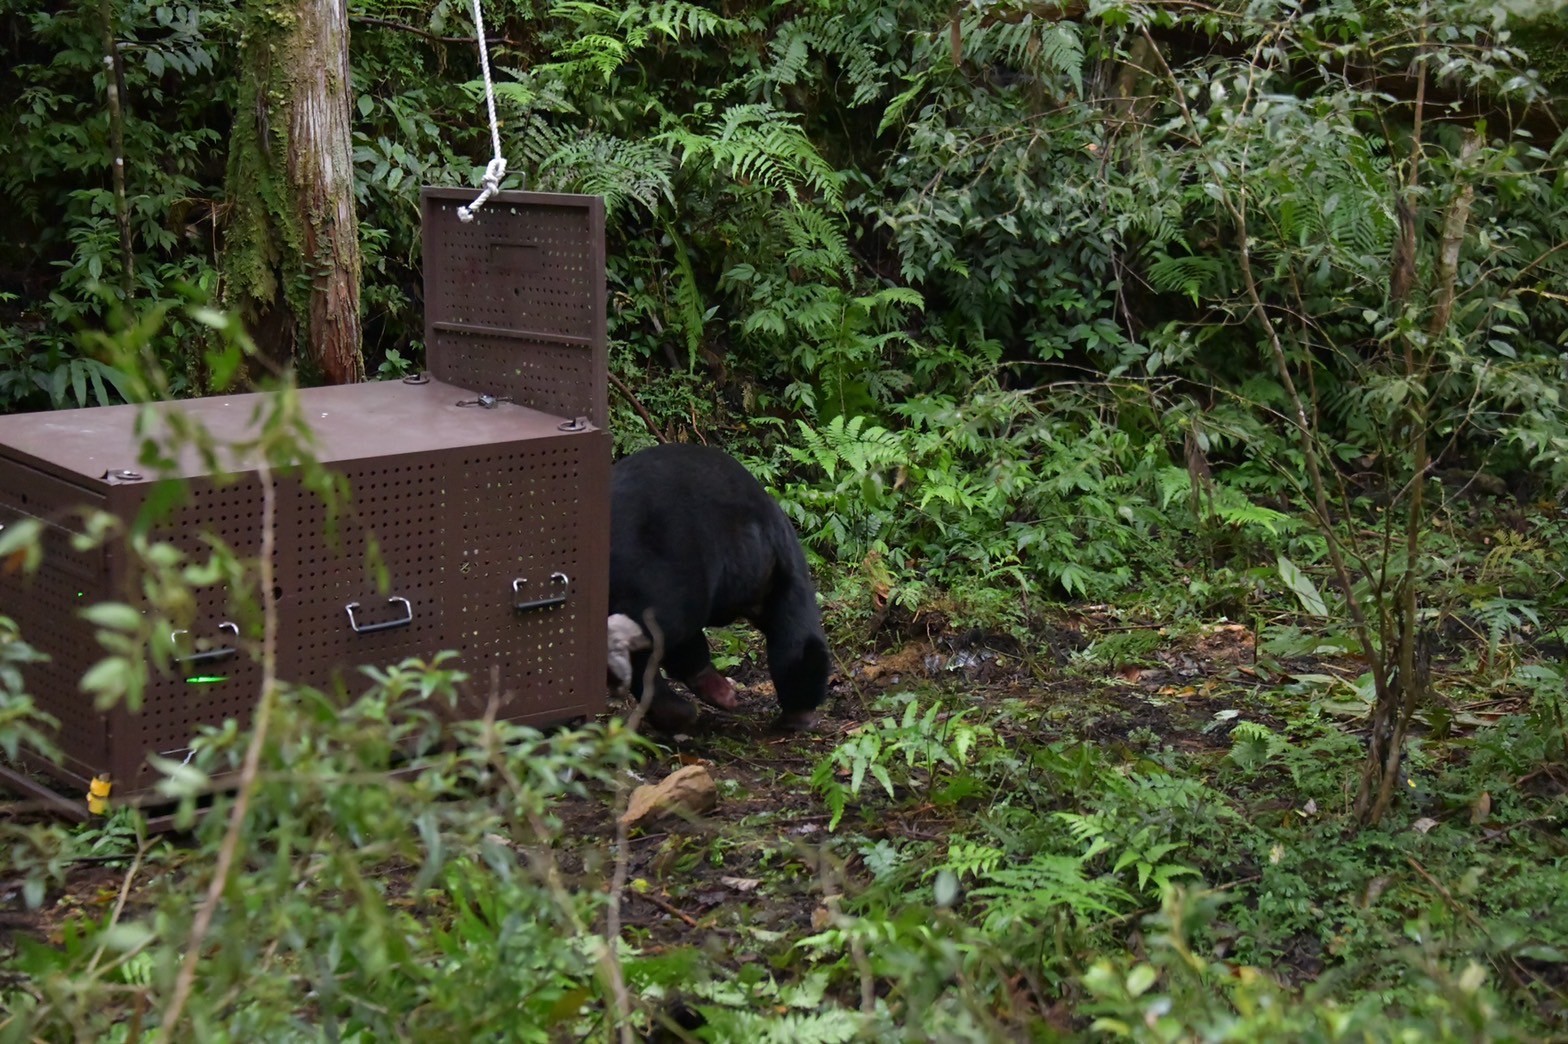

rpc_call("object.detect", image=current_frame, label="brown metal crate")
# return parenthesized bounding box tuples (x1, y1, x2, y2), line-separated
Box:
(0, 189, 610, 808)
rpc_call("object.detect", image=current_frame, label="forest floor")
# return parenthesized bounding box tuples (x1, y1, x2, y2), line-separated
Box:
(5, 612, 1564, 1037)
(571, 616, 1265, 958)
(3, 616, 1269, 947)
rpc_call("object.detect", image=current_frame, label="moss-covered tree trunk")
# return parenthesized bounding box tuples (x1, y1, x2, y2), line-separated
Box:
(220, 0, 364, 385)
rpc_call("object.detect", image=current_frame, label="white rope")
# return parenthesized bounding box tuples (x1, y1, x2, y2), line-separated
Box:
(457, 0, 506, 223)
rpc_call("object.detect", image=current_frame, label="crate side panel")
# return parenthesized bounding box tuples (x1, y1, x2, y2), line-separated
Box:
(278, 458, 450, 689)
(427, 328, 596, 428)
(448, 430, 609, 724)
(116, 475, 269, 791)
(0, 458, 111, 781)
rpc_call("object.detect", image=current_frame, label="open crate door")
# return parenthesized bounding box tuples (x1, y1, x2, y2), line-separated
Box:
(421, 188, 607, 429)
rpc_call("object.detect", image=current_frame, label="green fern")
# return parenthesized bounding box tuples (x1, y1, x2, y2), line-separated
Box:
(969, 852, 1133, 933)
(781, 208, 854, 282)
(1147, 252, 1226, 307)
(936, 840, 1006, 882)
(539, 1, 745, 85)
(627, 0, 745, 41)
(529, 124, 675, 217)
(1228, 720, 1287, 771)
(660, 103, 844, 206)
(696, 1009, 863, 1044)
(752, 9, 892, 107)
(959, 15, 1085, 94)
(809, 695, 992, 830)
(667, 227, 709, 370)
(790, 414, 903, 480)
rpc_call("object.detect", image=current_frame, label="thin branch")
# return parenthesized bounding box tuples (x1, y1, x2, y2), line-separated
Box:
(600, 610, 664, 1041)
(628, 890, 700, 927)
(351, 16, 521, 48)
(159, 458, 280, 1039)
(99, 0, 134, 299)
(609, 370, 668, 445)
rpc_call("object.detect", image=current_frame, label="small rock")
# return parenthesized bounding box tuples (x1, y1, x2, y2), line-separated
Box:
(619, 764, 719, 828)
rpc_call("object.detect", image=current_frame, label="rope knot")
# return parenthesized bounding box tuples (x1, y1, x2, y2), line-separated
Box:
(457, 157, 508, 223)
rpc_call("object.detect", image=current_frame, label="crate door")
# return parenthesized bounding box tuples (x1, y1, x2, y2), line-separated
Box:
(420, 188, 607, 429)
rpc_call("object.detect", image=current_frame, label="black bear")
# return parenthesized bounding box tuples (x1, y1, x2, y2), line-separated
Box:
(606, 443, 830, 733)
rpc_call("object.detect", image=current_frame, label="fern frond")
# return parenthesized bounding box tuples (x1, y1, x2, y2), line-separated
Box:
(939, 840, 1006, 882)
(531, 124, 675, 218)
(958, 16, 1085, 94)
(661, 103, 843, 206)
(668, 229, 707, 369)
(781, 208, 854, 282)
(1147, 252, 1226, 306)
(969, 852, 1133, 932)
(622, 1, 746, 41)
(699, 1007, 863, 1044)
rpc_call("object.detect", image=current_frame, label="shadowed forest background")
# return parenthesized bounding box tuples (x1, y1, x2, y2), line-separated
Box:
(2, 0, 1568, 1039)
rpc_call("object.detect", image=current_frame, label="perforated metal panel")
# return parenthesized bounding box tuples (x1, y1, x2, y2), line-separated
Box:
(422, 189, 607, 429)
(447, 441, 604, 718)
(0, 458, 111, 781)
(0, 186, 611, 808)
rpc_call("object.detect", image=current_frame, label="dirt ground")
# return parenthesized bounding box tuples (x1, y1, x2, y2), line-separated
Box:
(1, 619, 1259, 946)
(551, 619, 1272, 959)
(5, 615, 1553, 1027)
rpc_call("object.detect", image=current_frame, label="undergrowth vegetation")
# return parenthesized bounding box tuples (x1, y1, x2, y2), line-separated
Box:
(2, 0, 1568, 1038)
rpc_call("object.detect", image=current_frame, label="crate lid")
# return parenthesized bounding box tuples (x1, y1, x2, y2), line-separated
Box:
(421, 188, 607, 429)
(0, 378, 588, 489)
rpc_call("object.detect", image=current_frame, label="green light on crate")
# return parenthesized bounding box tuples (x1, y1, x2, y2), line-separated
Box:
(185, 675, 229, 685)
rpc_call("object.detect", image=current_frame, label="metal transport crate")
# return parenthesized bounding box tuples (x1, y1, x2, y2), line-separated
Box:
(0, 188, 610, 811)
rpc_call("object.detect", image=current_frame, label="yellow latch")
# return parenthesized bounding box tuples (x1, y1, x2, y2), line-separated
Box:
(87, 775, 112, 815)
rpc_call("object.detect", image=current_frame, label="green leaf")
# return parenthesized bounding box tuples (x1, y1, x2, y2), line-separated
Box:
(1126, 964, 1158, 998)
(80, 656, 131, 700)
(933, 868, 959, 909)
(0, 517, 44, 571)
(1277, 555, 1327, 616)
(80, 603, 143, 632)
(150, 754, 210, 798)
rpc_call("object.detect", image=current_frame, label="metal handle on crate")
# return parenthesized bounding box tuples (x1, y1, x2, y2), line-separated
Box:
(172, 621, 240, 665)
(513, 572, 569, 613)
(345, 596, 414, 634)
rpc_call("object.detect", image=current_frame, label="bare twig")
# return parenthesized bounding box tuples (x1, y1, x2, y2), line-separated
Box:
(351, 15, 520, 48)
(602, 611, 664, 1041)
(85, 836, 150, 977)
(813, 843, 875, 1014)
(160, 459, 280, 1039)
(609, 370, 668, 445)
(629, 889, 700, 927)
(99, 0, 134, 299)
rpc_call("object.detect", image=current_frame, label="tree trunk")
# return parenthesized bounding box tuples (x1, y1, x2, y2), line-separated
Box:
(220, 0, 364, 385)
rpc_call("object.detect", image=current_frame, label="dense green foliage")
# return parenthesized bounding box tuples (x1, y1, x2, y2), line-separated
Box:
(2, 0, 1567, 1038)
(4, 0, 1567, 616)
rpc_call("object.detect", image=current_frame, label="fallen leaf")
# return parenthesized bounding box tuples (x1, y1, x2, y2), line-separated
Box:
(619, 765, 719, 828)
(1469, 791, 1491, 825)
(720, 876, 761, 893)
(1412, 817, 1439, 834)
